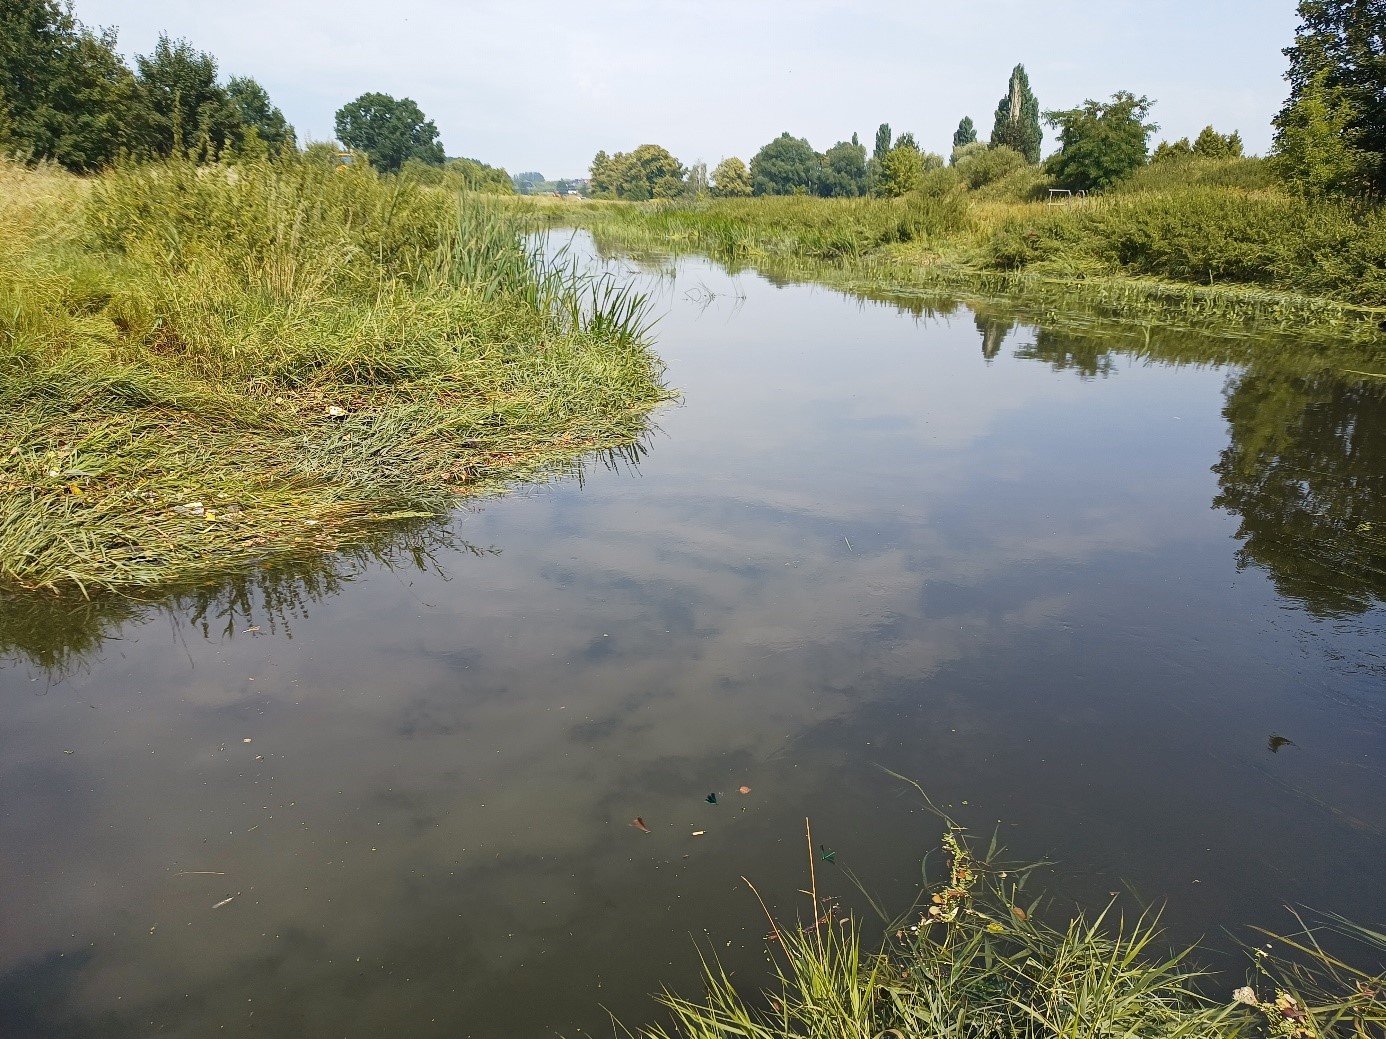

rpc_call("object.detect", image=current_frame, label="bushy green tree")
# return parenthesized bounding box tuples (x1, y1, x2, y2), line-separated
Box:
(448, 157, 514, 193)
(820, 137, 867, 196)
(953, 116, 977, 149)
(0, 0, 143, 169)
(1277, 0, 1386, 194)
(226, 76, 291, 154)
(710, 156, 752, 197)
(588, 145, 684, 199)
(1044, 91, 1157, 191)
(874, 144, 924, 197)
(750, 132, 819, 195)
(334, 92, 444, 173)
(1193, 125, 1244, 159)
(990, 64, 1042, 163)
(1272, 69, 1372, 196)
(136, 35, 239, 158)
(955, 144, 1027, 188)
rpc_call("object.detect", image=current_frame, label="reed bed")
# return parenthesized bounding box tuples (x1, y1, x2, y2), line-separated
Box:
(0, 156, 668, 594)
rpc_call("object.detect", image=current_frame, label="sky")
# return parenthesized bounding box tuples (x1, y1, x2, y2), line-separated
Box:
(71, 0, 1301, 178)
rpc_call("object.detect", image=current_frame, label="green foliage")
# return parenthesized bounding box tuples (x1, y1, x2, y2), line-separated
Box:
(447, 156, 514, 194)
(135, 35, 240, 159)
(589, 144, 686, 199)
(334, 92, 444, 173)
(873, 122, 892, 160)
(711, 156, 752, 198)
(874, 144, 925, 197)
(1193, 125, 1243, 159)
(750, 132, 820, 196)
(0, 156, 664, 593)
(0, 0, 142, 170)
(1278, 0, 1386, 195)
(1153, 138, 1195, 163)
(820, 138, 867, 197)
(1115, 156, 1276, 194)
(226, 76, 291, 154)
(955, 144, 1028, 188)
(1044, 91, 1158, 191)
(990, 64, 1042, 164)
(1272, 70, 1373, 197)
(954, 116, 978, 149)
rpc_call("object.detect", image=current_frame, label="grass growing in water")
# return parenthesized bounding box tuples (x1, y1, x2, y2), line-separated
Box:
(631, 808, 1386, 1039)
(0, 156, 668, 594)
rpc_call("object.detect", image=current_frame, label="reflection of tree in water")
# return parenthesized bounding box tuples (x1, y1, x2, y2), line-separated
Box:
(976, 313, 1015, 361)
(1013, 328, 1118, 378)
(1213, 371, 1386, 617)
(0, 519, 493, 680)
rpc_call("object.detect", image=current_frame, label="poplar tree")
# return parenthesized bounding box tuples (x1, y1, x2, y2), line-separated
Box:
(953, 116, 977, 149)
(990, 64, 1042, 163)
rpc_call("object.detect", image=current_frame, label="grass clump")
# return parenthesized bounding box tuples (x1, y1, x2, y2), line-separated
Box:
(0, 155, 668, 594)
(630, 812, 1386, 1039)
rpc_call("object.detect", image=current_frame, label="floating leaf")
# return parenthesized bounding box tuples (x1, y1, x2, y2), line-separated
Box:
(819, 844, 836, 863)
(1011, 906, 1028, 921)
(1268, 734, 1295, 753)
(705, 793, 718, 805)
(631, 817, 650, 834)
(738, 786, 751, 795)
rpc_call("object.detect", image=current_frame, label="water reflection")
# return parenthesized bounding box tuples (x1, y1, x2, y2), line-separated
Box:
(1, 242, 1384, 1038)
(1215, 370, 1386, 617)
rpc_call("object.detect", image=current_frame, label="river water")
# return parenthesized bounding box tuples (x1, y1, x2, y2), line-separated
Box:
(2, 240, 1384, 1037)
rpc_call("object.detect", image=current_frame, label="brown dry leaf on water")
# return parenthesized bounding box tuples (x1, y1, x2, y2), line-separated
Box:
(738, 786, 751, 795)
(1011, 906, 1028, 921)
(631, 817, 651, 834)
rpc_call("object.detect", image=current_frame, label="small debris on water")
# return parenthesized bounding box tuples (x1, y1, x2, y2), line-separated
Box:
(691, 831, 705, 837)
(211, 896, 235, 909)
(1268, 734, 1295, 753)
(738, 786, 751, 795)
(631, 817, 651, 834)
(705, 793, 718, 805)
(242, 738, 252, 744)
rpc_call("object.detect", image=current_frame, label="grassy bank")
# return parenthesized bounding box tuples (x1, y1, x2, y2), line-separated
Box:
(0, 156, 668, 595)
(564, 160, 1386, 344)
(631, 818, 1386, 1039)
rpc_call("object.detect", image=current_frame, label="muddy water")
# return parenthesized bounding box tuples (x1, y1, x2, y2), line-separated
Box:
(2, 242, 1384, 1037)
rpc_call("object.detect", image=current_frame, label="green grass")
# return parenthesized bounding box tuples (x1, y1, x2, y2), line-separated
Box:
(626, 806, 1386, 1039)
(0, 154, 669, 595)
(563, 164, 1386, 342)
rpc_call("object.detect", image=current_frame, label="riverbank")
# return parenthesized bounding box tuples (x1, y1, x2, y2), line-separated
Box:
(554, 160, 1386, 345)
(0, 157, 668, 594)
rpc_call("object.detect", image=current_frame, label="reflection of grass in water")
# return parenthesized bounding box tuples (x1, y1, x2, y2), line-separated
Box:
(630, 789, 1386, 1039)
(0, 515, 485, 678)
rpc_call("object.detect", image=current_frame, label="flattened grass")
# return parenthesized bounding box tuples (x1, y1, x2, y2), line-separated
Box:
(0, 156, 668, 594)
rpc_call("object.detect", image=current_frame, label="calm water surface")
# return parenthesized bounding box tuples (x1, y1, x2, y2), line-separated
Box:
(2, 240, 1384, 1037)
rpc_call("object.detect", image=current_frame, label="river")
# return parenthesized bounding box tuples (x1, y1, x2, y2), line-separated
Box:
(2, 238, 1384, 1037)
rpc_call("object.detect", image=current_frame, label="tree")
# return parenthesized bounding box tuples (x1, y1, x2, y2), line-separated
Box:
(226, 76, 291, 154)
(750, 132, 819, 195)
(1277, 0, 1386, 194)
(135, 35, 238, 158)
(1151, 137, 1195, 163)
(512, 170, 546, 194)
(334, 92, 444, 173)
(710, 156, 752, 197)
(0, 1, 143, 170)
(953, 116, 977, 149)
(873, 123, 892, 161)
(1193, 125, 1243, 158)
(1272, 69, 1372, 195)
(686, 160, 709, 196)
(820, 137, 867, 197)
(990, 64, 1042, 163)
(588, 145, 684, 199)
(954, 143, 1027, 188)
(874, 144, 924, 197)
(1043, 91, 1157, 191)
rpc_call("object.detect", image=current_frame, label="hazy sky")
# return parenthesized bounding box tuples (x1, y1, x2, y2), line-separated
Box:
(72, 1, 1300, 177)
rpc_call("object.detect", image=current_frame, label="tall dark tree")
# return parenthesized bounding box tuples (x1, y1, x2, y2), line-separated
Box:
(953, 116, 978, 149)
(750, 132, 819, 195)
(990, 64, 1042, 163)
(873, 123, 892, 160)
(0, 0, 142, 170)
(820, 137, 867, 196)
(135, 35, 237, 158)
(1275, 0, 1386, 194)
(335, 92, 444, 173)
